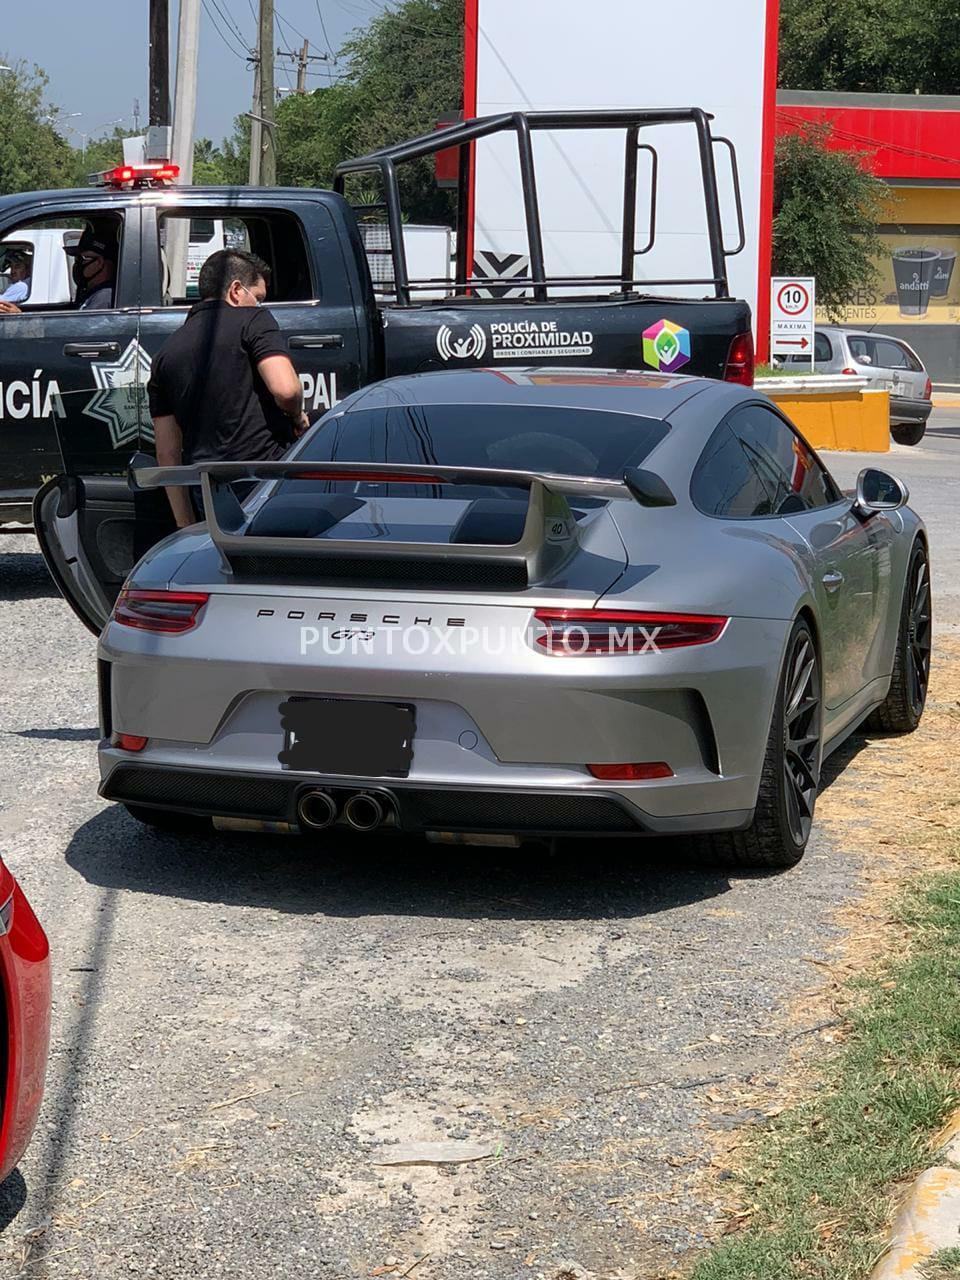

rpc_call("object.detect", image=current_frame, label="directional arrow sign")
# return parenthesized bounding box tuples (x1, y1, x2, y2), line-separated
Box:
(771, 276, 816, 366)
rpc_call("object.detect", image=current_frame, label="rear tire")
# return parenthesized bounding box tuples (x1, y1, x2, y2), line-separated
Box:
(891, 422, 926, 446)
(123, 804, 212, 833)
(867, 541, 931, 734)
(697, 618, 822, 870)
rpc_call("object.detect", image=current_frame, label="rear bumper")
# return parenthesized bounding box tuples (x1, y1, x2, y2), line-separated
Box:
(890, 397, 932, 425)
(99, 605, 789, 825)
(0, 884, 51, 1182)
(100, 759, 754, 837)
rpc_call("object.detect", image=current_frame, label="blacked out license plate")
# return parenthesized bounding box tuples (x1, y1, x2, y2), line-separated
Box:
(278, 697, 415, 778)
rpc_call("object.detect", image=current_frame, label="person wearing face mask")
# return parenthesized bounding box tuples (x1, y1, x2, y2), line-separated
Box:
(147, 247, 309, 528)
(0, 224, 119, 315)
(65, 227, 118, 309)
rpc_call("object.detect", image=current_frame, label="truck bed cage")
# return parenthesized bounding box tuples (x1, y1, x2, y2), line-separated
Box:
(333, 109, 745, 307)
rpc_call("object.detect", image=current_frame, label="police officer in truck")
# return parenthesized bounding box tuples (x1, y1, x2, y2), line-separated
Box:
(0, 223, 118, 314)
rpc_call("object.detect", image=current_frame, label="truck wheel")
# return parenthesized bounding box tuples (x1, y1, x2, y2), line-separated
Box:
(123, 804, 212, 833)
(697, 618, 821, 870)
(868, 541, 931, 734)
(891, 422, 926, 446)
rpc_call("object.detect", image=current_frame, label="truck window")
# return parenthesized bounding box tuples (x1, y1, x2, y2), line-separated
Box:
(157, 210, 314, 305)
(0, 213, 124, 311)
(0, 242, 35, 304)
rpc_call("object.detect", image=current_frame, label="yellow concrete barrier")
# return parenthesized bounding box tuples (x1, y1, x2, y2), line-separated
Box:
(761, 379, 890, 452)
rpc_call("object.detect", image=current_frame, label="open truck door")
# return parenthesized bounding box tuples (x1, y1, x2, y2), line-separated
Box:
(31, 190, 177, 635)
(33, 471, 175, 635)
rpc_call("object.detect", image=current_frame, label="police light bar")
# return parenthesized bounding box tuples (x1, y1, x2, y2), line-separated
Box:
(92, 162, 180, 189)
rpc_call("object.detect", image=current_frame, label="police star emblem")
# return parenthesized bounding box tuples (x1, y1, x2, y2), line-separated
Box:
(82, 339, 154, 449)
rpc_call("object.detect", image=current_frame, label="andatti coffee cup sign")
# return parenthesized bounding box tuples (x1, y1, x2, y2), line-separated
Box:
(931, 250, 957, 299)
(892, 247, 940, 316)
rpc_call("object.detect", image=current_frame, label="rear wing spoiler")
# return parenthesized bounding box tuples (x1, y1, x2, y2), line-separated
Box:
(129, 457, 674, 580)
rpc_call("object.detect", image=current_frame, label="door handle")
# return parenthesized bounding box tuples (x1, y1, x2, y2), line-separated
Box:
(822, 570, 844, 592)
(288, 334, 343, 350)
(63, 342, 120, 359)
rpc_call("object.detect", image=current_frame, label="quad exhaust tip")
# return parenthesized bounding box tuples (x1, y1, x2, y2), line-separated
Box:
(297, 789, 338, 830)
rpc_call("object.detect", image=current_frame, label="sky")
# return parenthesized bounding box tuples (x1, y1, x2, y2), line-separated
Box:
(2, 0, 391, 149)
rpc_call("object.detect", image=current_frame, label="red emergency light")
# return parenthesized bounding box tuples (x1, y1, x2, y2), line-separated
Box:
(95, 162, 181, 189)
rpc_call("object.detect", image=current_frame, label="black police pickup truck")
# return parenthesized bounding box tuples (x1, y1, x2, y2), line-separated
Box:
(0, 108, 753, 526)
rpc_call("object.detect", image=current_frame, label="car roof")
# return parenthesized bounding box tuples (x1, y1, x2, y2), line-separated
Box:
(346, 367, 723, 417)
(819, 325, 909, 342)
(0, 185, 339, 218)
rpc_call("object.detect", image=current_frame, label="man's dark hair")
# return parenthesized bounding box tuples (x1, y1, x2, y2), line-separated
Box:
(198, 249, 271, 300)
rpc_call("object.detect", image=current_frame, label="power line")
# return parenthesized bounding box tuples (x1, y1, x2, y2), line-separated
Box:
(275, 7, 311, 42)
(314, 0, 336, 55)
(209, 0, 249, 46)
(201, 0, 249, 57)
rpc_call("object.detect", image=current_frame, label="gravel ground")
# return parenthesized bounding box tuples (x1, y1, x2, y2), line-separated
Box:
(0, 421, 952, 1280)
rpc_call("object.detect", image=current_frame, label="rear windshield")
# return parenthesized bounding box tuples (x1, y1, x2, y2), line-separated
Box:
(847, 335, 923, 373)
(289, 404, 669, 483)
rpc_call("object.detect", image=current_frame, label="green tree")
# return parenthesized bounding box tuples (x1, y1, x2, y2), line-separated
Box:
(72, 127, 140, 185)
(0, 58, 74, 194)
(193, 138, 230, 184)
(218, 113, 250, 184)
(773, 127, 889, 317)
(330, 0, 463, 220)
(215, 0, 463, 215)
(779, 0, 960, 94)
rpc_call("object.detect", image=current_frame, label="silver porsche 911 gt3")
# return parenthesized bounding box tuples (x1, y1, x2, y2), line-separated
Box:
(36, 369, 931, 868)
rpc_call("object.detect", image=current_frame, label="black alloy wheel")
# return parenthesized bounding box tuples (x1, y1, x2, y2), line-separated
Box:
(781, 626, 822, 849)
(870, 542, 932, 734)
(698, 617, 822, 870)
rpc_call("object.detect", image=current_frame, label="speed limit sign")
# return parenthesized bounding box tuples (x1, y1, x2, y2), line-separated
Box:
(771, 276, 816, 366)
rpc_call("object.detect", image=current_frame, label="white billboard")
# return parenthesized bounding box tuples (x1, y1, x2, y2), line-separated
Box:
(466, 0, 779, 354)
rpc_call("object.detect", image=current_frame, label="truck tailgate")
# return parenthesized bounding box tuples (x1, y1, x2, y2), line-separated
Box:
(381, 296, 751, 380)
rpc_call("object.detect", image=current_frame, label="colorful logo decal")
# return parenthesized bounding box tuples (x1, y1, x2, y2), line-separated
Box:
(642, 319, 691, 373)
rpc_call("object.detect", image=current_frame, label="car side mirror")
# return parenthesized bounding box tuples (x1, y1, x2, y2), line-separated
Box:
(855, 467, 908, 515)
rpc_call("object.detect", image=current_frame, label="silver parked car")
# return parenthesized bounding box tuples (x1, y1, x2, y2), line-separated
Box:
(35, 370, 931, 869)
(779, 326, 932, 446)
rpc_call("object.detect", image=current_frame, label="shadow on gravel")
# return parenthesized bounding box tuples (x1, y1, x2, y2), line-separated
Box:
(66, 803, 738, 921)
(0, 547, 57, 603)
(819, 731, 871, 791)
(0, 1170, 27, 1236)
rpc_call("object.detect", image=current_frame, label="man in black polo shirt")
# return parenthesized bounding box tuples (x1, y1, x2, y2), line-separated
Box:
(148, 248, 309, 527)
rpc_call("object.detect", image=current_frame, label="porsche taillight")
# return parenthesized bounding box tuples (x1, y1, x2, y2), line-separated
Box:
(532, 610, 728, 655)
(112, 589, 209, 634)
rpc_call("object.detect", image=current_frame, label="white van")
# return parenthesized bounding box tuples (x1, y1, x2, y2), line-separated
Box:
(0, 228, 77, 307)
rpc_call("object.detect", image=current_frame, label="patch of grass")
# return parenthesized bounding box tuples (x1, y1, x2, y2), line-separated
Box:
(755, 362, 818, 378)
(690, 870, 960, 1280)
(923, 1248, 960, 1279)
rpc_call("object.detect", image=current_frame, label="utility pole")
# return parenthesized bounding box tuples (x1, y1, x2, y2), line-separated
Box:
(248, 58, 262, 185)
(258, 0, 276, 185)
(133, 98, 141, 135)
(297, 39, 310, 93)
(277, 40, 332, 92)
(171, 0, 200, 184)
(168, 0, 201, 296)
(148, 0, 170, 127)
